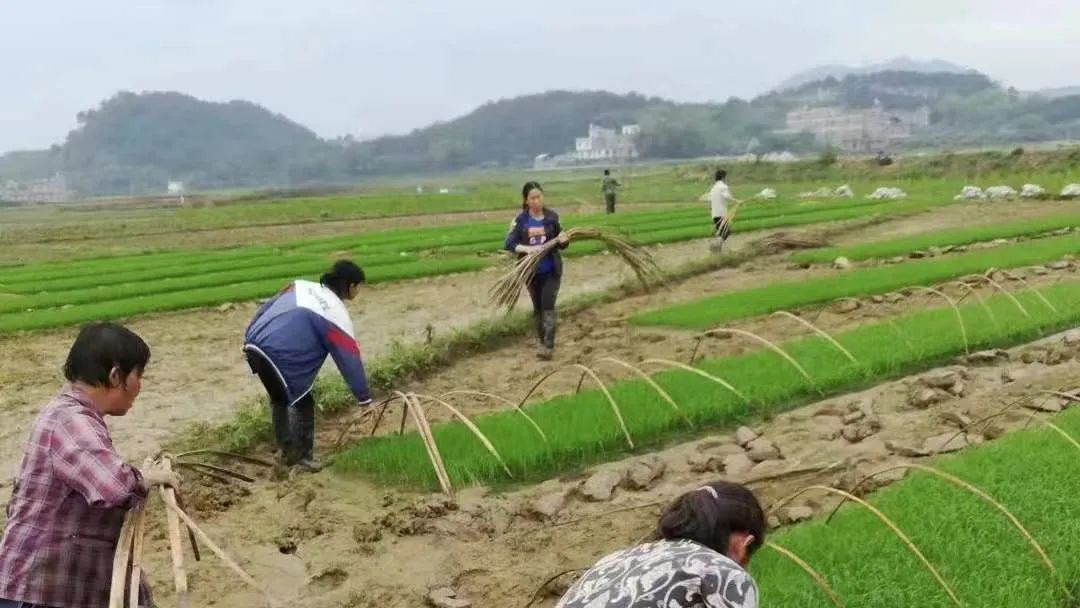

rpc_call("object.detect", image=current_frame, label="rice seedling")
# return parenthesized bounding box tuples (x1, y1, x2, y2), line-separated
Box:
(764, 541, 845, 608)
(770, 485, 963, 606)
(909, 286, 969, 353)
(593, 357, 690, 428)
(439, 390, 548, 442)
(771, 311, 859, 364)
(336, 279, 1080, 489)
(993, 268, 1059, 313)
(828, 463, 1067, 597)
(751, 408, 1080, 607)
(633, 233, 1080, 329)
(793, 214, 1080, 264)
(702, 327, 816, 383)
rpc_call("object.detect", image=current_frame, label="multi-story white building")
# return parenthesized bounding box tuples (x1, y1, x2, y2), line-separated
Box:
(781, 102, 930, 153)
(0, 174, 72, 203)
(574, 124, 640, 162)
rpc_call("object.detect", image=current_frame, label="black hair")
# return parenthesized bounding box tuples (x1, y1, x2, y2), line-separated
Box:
(715, 169, 727, 182)
(521, 181, 544, 211)
(64, 322, 151, 387)
(320, 259, 366, 298)
(653, 481, 765, 557)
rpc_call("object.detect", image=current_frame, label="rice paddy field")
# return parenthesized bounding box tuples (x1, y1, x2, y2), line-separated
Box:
(4, 149, 1080, 607)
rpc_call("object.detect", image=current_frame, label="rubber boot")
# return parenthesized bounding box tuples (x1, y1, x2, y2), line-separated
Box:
(534, 311, 545, 347)
(270, 400, 290, 464)
(286, 398, 318, 470)
(537, 310, 556, 360)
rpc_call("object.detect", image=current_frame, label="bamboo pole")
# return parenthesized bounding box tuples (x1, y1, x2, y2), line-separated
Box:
(108, 510, 138, 608)
(128, 505, 147, 608)
(159, 458, 191, 608)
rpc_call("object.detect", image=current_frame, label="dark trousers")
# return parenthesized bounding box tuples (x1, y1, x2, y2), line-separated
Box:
(527, 272, 560, 348)
(246, 351, 315, 464)
(605, 193, 617, 213)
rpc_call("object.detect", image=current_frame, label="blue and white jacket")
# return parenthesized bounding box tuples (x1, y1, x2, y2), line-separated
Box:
(243, 280, 372, 407)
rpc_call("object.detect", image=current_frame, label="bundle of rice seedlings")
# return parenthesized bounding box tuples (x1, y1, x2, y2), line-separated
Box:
(489, 227, 662, 310)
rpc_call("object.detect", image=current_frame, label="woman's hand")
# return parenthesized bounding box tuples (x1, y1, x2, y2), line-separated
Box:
(556, 232, 570, 245)
(140, 461, 182, 489)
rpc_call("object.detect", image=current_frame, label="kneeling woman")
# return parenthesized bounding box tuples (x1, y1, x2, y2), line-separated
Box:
(557, 481, 765, 608)
(0, 322, 180, 608)
(243, 260, 373, 472)
(504, 181, 570, 360)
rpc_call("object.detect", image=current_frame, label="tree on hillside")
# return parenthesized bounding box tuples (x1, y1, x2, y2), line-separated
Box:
(61, 91, 332, 193)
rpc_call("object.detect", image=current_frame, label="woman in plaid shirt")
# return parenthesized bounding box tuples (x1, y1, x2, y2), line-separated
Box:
(0, 322, 180, 608)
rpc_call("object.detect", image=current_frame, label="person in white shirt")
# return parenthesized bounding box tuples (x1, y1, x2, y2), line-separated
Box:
(703, 169, 741, 252)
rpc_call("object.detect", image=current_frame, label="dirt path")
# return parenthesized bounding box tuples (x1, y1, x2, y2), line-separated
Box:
(0, 197, 1077, 605)
(827, 198, 1076, 246)
(372, 238, 1077, 427)
(0, 198, 1070, 483)
(0, 229, 734, 480)
(3, 201, 679, 263)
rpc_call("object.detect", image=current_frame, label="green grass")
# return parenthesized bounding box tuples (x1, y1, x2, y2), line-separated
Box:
(166, 240, 770, 456)
(0, 194, 947, 333)
(6, 152, 1078, 265)
(753, 408, 1080, 607)
(632, 233, 1080, 329)
(0, 258, 489, 333)
(793, 212, 1080, 264)
(335, 277, 1080, 489)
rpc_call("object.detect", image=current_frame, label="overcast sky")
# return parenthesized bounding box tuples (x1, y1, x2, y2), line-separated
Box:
(2, 0, 1079, 152)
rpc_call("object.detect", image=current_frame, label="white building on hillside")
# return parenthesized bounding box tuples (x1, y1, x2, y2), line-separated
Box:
(0, 174, 72, 203)
(574, 123, 640, 162)
(779, 101, 930, 153)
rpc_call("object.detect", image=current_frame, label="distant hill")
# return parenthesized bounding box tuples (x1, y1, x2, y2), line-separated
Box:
(0, 148, 60, 181)
(775, 57, 973, 92)
(347, 90, 661, 174)
(3, 67, 1080, 195)
(1037, 86, 1080, 99)
(763, 70, 997, 110)
(57, 91, 337, 193)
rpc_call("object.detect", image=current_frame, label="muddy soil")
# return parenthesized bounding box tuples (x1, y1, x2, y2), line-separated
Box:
(0, 199, 1071, 485)
(0, 228, 750, 481)
(827, 198, 1078, 247)
(0, 198, 1077, 606)
(138, 330, 1080, 608)
(358, 248, 1078, 436)
(3, 201, 676, 263)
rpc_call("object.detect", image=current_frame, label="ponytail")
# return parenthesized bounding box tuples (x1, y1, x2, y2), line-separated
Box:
(321, 260, 366, 298)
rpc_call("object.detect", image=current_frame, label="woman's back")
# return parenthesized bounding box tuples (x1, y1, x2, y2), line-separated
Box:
(557, 539, 758, 608)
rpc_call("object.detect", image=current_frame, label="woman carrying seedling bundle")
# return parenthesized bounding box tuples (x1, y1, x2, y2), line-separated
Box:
(504, 181, 570, 360)
(243, 260, 373, 473)
(556, 481, 764, 608)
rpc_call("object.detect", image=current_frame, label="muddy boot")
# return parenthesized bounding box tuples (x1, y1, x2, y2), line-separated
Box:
(285, 398, 317, 466)
(537, 310, 556, 360)
(289, 458, 325, 476)
(270, 400, 290, 458)
(534, 311, 545, 348)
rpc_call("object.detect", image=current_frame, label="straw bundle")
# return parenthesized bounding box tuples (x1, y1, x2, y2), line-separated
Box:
(489, 227, 662, 310)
